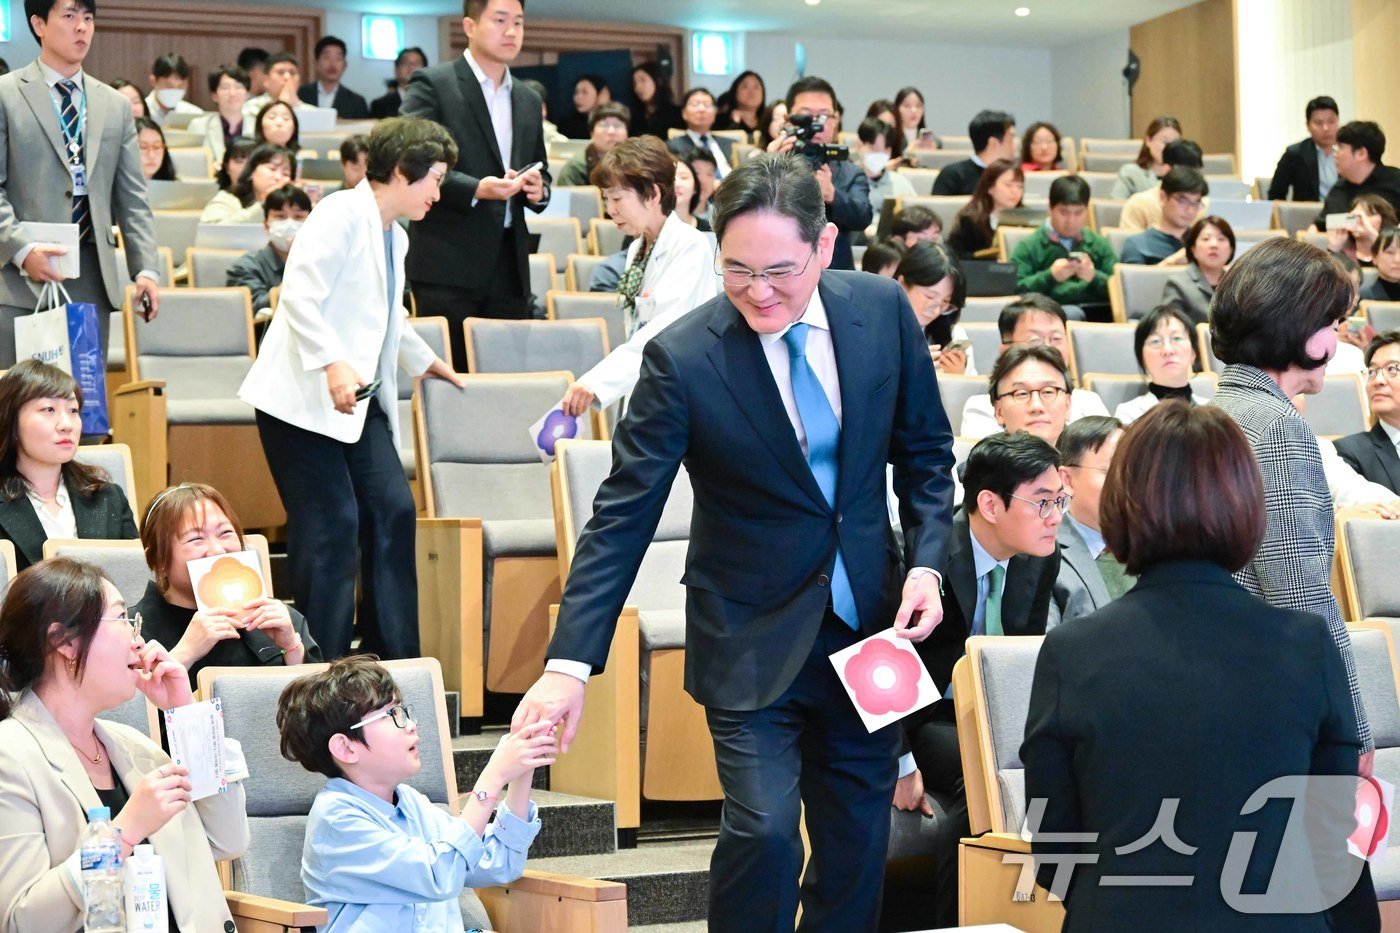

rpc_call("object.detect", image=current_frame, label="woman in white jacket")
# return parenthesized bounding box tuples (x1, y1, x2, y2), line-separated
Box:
(560, 137, 718, 415)
(239, 118, 462, 661)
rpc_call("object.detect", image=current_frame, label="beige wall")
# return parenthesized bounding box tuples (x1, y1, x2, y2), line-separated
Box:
(1128, 0, 1238, 159)
(1352, 0, 1400, 152)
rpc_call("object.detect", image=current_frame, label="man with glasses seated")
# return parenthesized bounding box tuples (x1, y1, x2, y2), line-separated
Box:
(1335, 330, 1400, 495)
(896, 430, 1064, 927)
(1049, 416, 1129, 627)
(1119, 166, 1208, 265)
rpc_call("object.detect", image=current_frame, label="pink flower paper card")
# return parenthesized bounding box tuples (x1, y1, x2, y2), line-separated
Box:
(829, 628, 939, 733)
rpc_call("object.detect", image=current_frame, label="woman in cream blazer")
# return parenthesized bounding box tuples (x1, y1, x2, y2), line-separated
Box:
(239, 118, 462, 662)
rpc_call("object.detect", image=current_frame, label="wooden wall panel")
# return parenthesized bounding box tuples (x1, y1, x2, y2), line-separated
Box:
(1128, 0, 1238, 159)
(1352, 0, 1400, 145)
(83, 0, 323, 111)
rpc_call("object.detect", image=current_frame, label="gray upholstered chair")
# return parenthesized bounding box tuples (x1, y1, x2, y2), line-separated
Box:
(0, 540, 16, 587)
(1082, 372, 1218, 415)
(398, 317, 450, 499)
(897, 195, 974, 228)
(413, 372, 605, 715)
(1299, 373, 1367, 438)
(547, 291, 624, 354)
(995, 226, 1035, 263)
(1109, 264, 1180, 322)
(555, 185, 604, 224)
(464, 317, 610, 377)
(1363, 300, 1400, 334)
(960, 323, 1001, 384)
(566, 254, 608, 292)
(42, 535, 273, 607)
(1067, 322, 1138, 381)
(1090, 199, 1125, 231)
(74, 443, 138, 515)
(166, 147, 211, 178)
(588, 218, 625, 257)
(1338, 513, 1400, 625)
(1200, 153, 1235, 175)
(1078, 172, 1118, 201)
(196, 658, 625, 931)
(151, 211, 200, 263)
(1078, 138, 1139, 158)
(937, 374, 989, 436)
(909, 149, 973, 170)
(1103, 227, 1133, 258)
(145, 179, 220, 211)
(112, 286, 283, 527)
(185, 247, 247, 289)
(1081, 153, 1129, 174)
(548, 439, 720, 833)
(1234, 230, 1286, 256)
(1021, 172, 1066, 201)
(1275, 200, 1324, 237)
(527, 253, 557, 301)
(97, 692, 158, 737)
(548, 138, 588, 161)
(961, 296, 1016, 325)
(1203, 178, 1254, 200)
(194, 224, 266, 252)
(1195, 322, 1225, 376)
(896, 167, 939, 196)
(528, 218, 583, 272)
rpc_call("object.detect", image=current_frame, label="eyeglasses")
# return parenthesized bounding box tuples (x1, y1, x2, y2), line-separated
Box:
(995, 385, 1068, 405)
(716, 250, 816, 287)
(1065, 463, 1109, 474)
(351, 703, 413, 731)
(1168, 195, 1203, 209)
(1143, 334, 1192, 351)
(103, 612, 142, 641)
(1367, 362, 1400, 382)
(1008, 492, 1072, 519)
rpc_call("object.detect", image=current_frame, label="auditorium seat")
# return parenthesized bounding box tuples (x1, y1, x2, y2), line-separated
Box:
(73, 444, 139, 519)
(1089, 199, 1125, 231)
(897, 167, 940, 196)
(528, 253, 558, 301)
(548, 138, 588, 161)
(555, 185, 605, 225)
(185, 247, 246, 289)
(1207, 199, 1276, 232)
(1296, 229, 1329, 250)
(1363, 300, 1400, 333)
(145, 178, 219, 211)
(1077, 172, 1118, 201)
(549, 439, 722, 833)
(465, 317, 610, 377)
(1067, 322, 1136, 381)
(1021, 172, 1066, 201)
(1101, 227, 1132, 258)
(912, 149, 975, 171)
(528, 218, 583, 272)
(1080, 153, 1129, 174)
(1196, 322, 1224, 375)
(896, 195, 974, 226)
(1081, 372, 1217, 414)
(937, 374, 989, 436)
(1202, 178, 1252, 200)
(97, 690, 159, 737)
(167, 147, 211, 178)
(0, 540, 15, 588)
(1338, 511, 1400, 625)
(1108, 263, 1179, 322)
(1273, 201, 1324, 237)
(547, 291, 625, 353)
(588, 217, 626, 257)
(960, 323, 1001, 382)
(961, 295, 1017, 324)
(1077, 138, 1139, 158)
(413, 372, 606, 713)
(566, 253, 607, 292)
(197, 657, 626, 931)
(1298, 373, 1367, 438)
(1233, 229, 1286, 255)
(1200, 153, 1235, 175)
(995, 226, 1035, 263)
(399, 317, 451, 505)
(42, 534, 272, 608)
(152, 211, 201, 262)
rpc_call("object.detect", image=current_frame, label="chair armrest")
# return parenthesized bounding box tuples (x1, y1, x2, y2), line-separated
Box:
(477, 870, 627, 933)
(113, 379, 167, 397)
(506, 869, 627, 902)
(962, 831, 1031, 854)
(224, 889, 328, 927)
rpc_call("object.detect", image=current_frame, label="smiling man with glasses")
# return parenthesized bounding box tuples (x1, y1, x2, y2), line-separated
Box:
(514, 150, 956, 930)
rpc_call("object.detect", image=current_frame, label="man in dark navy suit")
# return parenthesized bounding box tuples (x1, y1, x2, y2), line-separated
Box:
(514, 151, 956, 931)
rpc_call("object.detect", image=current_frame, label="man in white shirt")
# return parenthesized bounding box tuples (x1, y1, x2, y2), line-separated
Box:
(296, 35, 369, 120)
(145, 52, 203, 127)
(667, 87, 733, 178)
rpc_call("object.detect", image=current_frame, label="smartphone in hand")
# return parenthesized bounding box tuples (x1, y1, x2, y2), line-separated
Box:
(139, 291, 154, 322)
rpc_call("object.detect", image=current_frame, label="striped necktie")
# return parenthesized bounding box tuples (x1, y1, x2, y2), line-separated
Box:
(55, 79, 91, 242)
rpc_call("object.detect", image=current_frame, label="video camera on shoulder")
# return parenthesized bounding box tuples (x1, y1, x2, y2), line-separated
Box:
(784, 113, 848, 169)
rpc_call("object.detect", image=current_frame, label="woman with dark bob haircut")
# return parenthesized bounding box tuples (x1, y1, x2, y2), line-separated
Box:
(1210, 236, 1380, 927)
(1022, 401, 1370, 931)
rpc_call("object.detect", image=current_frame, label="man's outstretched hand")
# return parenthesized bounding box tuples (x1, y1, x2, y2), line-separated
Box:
(511, 671, 587, 753)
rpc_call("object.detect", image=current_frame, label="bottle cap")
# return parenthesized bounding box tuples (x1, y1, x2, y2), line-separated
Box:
(86, 806, 111, 821)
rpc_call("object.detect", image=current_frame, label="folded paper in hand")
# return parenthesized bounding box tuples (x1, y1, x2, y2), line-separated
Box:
(829, 629, 939, 733)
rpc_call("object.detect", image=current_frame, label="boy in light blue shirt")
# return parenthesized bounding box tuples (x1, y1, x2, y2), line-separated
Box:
(276, 656, 555, 932)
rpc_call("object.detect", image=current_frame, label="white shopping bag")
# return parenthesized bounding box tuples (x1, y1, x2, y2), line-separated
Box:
(15, 281, 74, 372)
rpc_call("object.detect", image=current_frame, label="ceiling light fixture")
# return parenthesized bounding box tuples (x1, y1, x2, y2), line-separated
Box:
(806, 0, 821, 6)
(1015, 6, 1031, 15)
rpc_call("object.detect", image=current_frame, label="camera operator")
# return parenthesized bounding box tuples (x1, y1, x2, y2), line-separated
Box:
(766, 77, 871, 270)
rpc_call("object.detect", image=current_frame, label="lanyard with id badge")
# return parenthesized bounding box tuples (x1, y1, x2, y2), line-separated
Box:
(52, 80, 87, 198)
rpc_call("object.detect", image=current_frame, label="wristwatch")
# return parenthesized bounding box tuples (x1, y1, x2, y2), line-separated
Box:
(468, 789, 499, 804)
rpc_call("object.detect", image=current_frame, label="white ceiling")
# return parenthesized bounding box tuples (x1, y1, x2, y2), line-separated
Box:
(258, 0, 1204, 46)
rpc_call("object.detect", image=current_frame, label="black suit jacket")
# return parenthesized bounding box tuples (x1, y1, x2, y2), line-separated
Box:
(547, 271, 956, 710)
(930, 158, 984, 196)
(1316, 163, 1400, 229)
(1021, 559, 1359, 932)
(666, 132, 738, 166)
(296, 82, 370, 120)
(400, 59, 551, 293)
(0, 482, 138, 571)
(1267, 137, 1322, 201)
(1335, 423, 1400, 495)
(369, 88, 403, 120)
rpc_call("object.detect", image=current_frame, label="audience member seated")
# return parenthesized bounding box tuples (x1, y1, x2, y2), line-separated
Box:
(237, 46, 270, 97)
(961, 296, 1110, 438)
(253, 99, 300, 154)
(1335, 331, 1400, 495)
(1049, 415, 1127, 627)
(1023, 401, 1375, 930)
(897, 431, 1063, 927)
(716, 70, 765, 135)
(894, 86, 935, 157)
(670, 156, 711, 232)
(136, 117, 176, 181)
(946, 159, 1025, 259)
(145, 52, 202, 128)
(1317, 120, 1400, 229)
(857, 117, 915, 219)
(1119, 139, 1206, 232)
(865, 98, 896, 130)
(278, 656, 546, 931)
(559, 136, 719, 416)
(522, 78, 567, 145)
(111, 78, 147, 120)
(1114, 304, 1207, 424)
(371, 46, 428, 119)
(214, 136, 257, 195)
(136, 482, 320, 687)
(668, 88, 733, 176)
(339, 135, 370, 189)
(687, 149, 718, 221)
(985, 344, 1082, 445)
(1162, 215, 1236, 325)
(897, 242, 975, 375)
(1110, 115, 1182, 199)
(1011, 175, 1115, 317)
(0, 558, 250, 932)
(558, 73, 610, 140)
(244, 52, 303, 121)
(860, 238, 905, 276)
(758, 99, 789, 150)
(1360, 227, 1400, 304)
(1268, 95, 1340, 202)
(1021, 120, 1064, 172)
(890, 204, 942, 247)
(201, 143, 293, 225)
(0, 361, 138, 571)
(190, 64, 251, 162)
(557, 102, 630, 186)
(1328, 193, 1397, 267)
(1119, 166, 1207, 265)
(628, 62, 683, 139)
(931, 109, 1017, 196)
(226, 183, 311, 312)
(298, 36, 370, 119)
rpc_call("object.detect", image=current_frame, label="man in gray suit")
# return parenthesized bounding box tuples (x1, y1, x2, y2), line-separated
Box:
(0, 0, 161, 368)
(1048, 415, 1129, 627)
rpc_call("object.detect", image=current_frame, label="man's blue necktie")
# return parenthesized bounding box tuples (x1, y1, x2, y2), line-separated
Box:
(782, 323, 858, 629)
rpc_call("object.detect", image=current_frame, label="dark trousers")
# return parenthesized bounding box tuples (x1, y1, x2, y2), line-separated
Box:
(254, 400, 419, 660)
(411, 227, 528, 371)
(907, 701, 970, 928)
(704, 610, 900, 932)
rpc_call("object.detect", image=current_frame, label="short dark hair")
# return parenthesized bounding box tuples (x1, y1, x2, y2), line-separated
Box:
(1365, 330, 1400, 367)
(232, 143, 294, 207)
(339, 134, 370, 164)
(1133, 303, 1197, 369)
(968, 109, 1015, 153)
(1338, 121, 1386, 164)
(681, 87, 714, 109)
(1306, 96, 1339, 121)
(314, 35, 348, 59)
(264, 183, 312, 215)
(890, 205, 941, 239)
(897, 242, 966, 345)
(964, 431, 1062, 510)
(26, 0, 95, 42)
(266, 51, 300, 72)
(784, 76, 838, 112)
(277, 655, 402, 779)
(151, 52, 190, 80)
(588, 101, 631, 132)
(591, 135, 676, 214)
(1057, 415, 1123, 468)
(988, 344, 1072, 401)
(712, 152, 826, 247)
(997, 294, 1066, 341)
(1101, 401, 1265, 575)
(1048, 174, 1091, 208)
(1160, 139, 1203, 169)
(1210, 237, 1354, 371)
(465, 0, 525, 17)
(396, 46, 428, 68)
(860, 238, 906, 274)
(857, 117, 891, 147)
(1160, 166, 1208, 198)
(207, 64, 251, 95)
(237, 47, 269, 72)
(1184, 215, 1236, 265)
(1019, 121, 1062, 167)
(575, 73, 607, 94)
(365, 116, 460, 185)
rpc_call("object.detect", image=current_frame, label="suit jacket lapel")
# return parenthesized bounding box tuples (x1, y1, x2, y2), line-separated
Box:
(947, 512, 978, 637)
(1003, 554, 1041, 634)
(82, 76, 106, 169)
(455, 57, 504, 172)
(19, 63, 70, 169)
(1373, 424, 1400, 491)
(0, 494, 51, 566)
(1059, 520, 1110, 608)
(15, 692, 103, 817)
(510, 81, 533, 171)
(823, 275, 871, 501)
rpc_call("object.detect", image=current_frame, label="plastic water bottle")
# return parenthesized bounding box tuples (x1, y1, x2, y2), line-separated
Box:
(123, 844, 167, 932)
(79, 806, 124, 932)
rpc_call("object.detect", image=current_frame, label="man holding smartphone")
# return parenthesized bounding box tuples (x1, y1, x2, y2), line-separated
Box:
(401, 0, 551, 370)
(1010, 175, 1116, 320)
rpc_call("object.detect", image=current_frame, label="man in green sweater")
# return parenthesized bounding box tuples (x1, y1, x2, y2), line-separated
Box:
(1011, 174, 1116, 320)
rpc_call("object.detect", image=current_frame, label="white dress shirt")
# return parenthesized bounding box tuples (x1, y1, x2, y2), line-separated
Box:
(685, 130, 732, 178)
(27, 480, 75, 541)
(1065, 514, 1106, 560)
(463, 50, 516, 228)
(1382, 420, 1400, 455)
(1319, 437, 1397, 507)
(316, 82, 338, 109)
